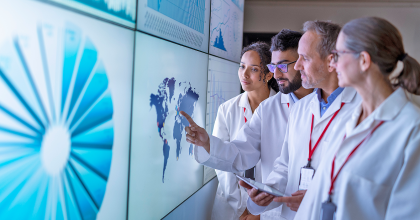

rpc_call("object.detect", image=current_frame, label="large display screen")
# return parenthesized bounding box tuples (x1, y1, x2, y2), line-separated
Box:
(206, 55, 241, 134)
(209, 0, 244, 62)
(0, 1, 134, 219)
(46, 0, 137, 28)
(203, 55, 241, 183)
(137, 0, 211, 52)
(1, 0, 244, 219)
(128, 32, 208, 220)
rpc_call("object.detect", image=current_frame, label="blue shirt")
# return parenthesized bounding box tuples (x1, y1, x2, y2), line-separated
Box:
(289, 92, 299, 104)
(317, 87, 344, 117)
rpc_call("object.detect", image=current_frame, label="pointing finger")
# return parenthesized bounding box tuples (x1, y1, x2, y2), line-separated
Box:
(180, 111, 197, 126)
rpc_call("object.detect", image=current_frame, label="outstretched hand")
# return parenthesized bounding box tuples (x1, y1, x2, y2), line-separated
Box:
(181, 111, 210, 153)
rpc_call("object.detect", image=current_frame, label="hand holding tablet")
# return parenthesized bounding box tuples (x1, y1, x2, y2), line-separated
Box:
(236, 175, 284, 197)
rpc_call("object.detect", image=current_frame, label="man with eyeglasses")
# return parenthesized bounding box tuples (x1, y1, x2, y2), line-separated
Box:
(244, 21, 363, 220)
(181, 29, 313, 220)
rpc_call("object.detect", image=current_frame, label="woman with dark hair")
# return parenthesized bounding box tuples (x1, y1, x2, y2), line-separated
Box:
(211, 42, 277, 220)
(295, 17, 420, 220)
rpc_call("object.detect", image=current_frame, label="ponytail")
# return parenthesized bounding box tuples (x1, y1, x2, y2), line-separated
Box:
(342, 17, 420, 95)
(397, 55, 420, 95)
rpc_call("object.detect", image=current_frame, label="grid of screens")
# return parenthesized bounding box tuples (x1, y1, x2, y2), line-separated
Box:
(0, 0, 243, 219)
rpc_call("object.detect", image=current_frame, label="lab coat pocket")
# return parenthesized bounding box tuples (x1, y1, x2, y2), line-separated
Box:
(336, 171, 392, 220)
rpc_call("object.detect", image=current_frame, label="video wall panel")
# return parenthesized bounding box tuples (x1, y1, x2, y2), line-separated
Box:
(137, 0, 211, 52)
(1, 0, 244, 219)
(46, 0, 137, 28)
(203, 55, 241, 183)
(209, 0, 244, 62)
(128, 32, 208, 220)
(0, 1, 134, 219)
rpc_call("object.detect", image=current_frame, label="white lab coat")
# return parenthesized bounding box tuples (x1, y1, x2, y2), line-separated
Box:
(195, 91, 296, 220)
(295, 88, 420, 220)
(211, 89, 276, 220)
(247, 87, 362, 220)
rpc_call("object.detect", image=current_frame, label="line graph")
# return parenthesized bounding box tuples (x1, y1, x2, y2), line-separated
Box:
(231, 0, 244, 11)
(206, 56, 241, 134)
(209, 0, 243, 62)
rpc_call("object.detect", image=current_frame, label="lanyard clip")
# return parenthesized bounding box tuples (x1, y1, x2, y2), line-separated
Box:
(327, 193, 333, 203)
(305, 158, 312, 168)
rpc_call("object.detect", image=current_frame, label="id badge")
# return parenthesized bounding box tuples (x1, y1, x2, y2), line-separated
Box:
(320, 201, 337, 220)
(299, 166, 315, 190)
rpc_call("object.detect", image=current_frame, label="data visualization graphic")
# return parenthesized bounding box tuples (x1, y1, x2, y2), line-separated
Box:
(0, 23, 113, 220)
(148, 0, 205, 33)
(149, 78, 200, 182)
(48, 0, 137, 27)
(129, 32, 207, 220)
(209, 0, 244, 62)
(206, 56, 241, 135)
(231, 0, 244, 11)
(137, 0, 211, 52)
(0, 1, 135, 219)
(203, 55, 240, 183)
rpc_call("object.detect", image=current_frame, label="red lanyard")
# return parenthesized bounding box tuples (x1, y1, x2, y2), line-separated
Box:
(328, 121, 385, 195)
(243, 107, 247, 123)
(287, 103, 290, 108)
(307, 103, 345, 166)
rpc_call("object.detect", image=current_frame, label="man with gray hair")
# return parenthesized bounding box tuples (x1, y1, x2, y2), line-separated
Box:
(244, 20, 362, 219)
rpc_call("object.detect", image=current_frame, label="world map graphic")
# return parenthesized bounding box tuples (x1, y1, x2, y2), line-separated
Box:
(149, 77, 199, 183)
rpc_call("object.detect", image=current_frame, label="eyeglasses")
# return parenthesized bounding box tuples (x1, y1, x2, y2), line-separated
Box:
(331, 50, 359, 62)
(266, 60, 297, 73)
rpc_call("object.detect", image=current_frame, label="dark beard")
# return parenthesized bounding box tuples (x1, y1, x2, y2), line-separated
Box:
(277, 72, 302, 94)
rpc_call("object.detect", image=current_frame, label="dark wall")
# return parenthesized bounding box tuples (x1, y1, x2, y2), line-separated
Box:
(243, 32, 277, 47)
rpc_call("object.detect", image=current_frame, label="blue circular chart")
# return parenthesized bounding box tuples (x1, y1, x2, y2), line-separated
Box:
(0, 23, 113, 220)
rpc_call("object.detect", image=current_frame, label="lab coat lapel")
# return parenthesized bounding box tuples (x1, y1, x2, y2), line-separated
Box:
(373, 88, 407, 121)
(336, 88, 408, 165)
(280, 92, 292, 108)
(309, 93, 321, 124)
(238, 92, 252, 121)
(313, 87, 357, 127)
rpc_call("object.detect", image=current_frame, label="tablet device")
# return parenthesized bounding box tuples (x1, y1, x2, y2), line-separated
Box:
(236, 175, 284, 197)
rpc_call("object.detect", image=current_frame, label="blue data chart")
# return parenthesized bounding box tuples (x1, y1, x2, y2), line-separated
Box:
(137, 0, 210, 52)
(206, 56, 241, 134)
(209, 0, 244, 62)
(0, 23, 113, 220)
(147, 0, 206, 34)
(48, 0, 137, 27)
